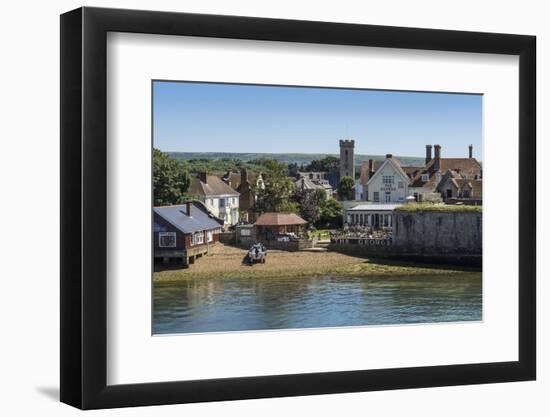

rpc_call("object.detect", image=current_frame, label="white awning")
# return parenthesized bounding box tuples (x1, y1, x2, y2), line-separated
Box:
(348, 203, 403, 212)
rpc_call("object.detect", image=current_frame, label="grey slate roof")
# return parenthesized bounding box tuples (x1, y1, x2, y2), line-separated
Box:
(154, 202, 223, 234)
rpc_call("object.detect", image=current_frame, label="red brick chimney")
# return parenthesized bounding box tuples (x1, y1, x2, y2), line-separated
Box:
(198, 172, 207, 183)
(433, 144, 441, 171)
(240, 167, 248, 183)
(425, 144, 432, 165)
(368, 159, 374, 178)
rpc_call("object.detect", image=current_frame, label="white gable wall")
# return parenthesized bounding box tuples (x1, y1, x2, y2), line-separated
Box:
(366, 160, 410, 203)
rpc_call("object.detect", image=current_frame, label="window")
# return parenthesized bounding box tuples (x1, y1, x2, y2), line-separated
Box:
(373, 192, 379, 202)
(159, 232, 176, 248)
(191, 231, 204, 246)
(398, 181, 404, 189)
(463, 189, 471, 198)
(421, 174, 429, 182)
(385, 191, 391, 203)
(207, 230, 214, 242)
(382, 175, 394, 185)
(219, 198, 225, 208)
(240, 228, 251, 236)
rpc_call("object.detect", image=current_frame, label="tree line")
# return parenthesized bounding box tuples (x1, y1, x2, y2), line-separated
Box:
(154, 149, 343, 228)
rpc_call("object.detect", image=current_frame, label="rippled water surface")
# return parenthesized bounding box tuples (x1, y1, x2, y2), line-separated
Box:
(153, 273, 482, 334)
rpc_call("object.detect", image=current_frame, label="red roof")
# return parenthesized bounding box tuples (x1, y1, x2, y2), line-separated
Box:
(254, 212, 307, 226)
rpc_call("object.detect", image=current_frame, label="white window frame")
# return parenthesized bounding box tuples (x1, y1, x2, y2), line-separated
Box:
(382, 175, 394, 185)
(385, 191, 391, 203)
(207, 230, 214, 242)
(158, 231, 176, 248)
(373, 191, 380, 202)
(398, 181, 404, 189)
(191, 231, 204, 246)
(421, 174, 429, 182)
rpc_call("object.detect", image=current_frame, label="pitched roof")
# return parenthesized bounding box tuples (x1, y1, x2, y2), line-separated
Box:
(410, 158, 482, 188)
(365, 157, 410, 187)
(439, 158, 482, 176)
(454, 179, 483, 198)
(359, 160, 383, 185)
(188, 175, 240, 197)
(223, 171, 260, 190)
(295, 176, 318, 190)
(401, 166, 423, 178)
(295, 177, 332, 192)
(154, 201, 223, 233)
(254, 212, 308, 226)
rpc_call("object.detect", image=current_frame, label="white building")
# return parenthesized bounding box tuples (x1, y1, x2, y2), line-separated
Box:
(187, 173, 240, 226)
(346, 203, 402, 229)
(363, 154, 411, 203)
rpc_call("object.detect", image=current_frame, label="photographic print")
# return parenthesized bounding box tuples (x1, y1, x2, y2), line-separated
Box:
(152, 81, 483, 335)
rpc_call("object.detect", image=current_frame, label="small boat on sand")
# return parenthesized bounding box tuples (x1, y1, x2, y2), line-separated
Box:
(248, 243, 267, 264)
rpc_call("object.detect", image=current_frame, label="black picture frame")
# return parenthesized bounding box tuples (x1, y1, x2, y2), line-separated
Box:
(60, 6, 536, 410)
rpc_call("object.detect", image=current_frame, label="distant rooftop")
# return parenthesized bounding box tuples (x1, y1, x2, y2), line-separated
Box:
(255, 212, 307, 226)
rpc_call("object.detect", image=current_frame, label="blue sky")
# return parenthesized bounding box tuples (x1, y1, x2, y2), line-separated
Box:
(153, 81, 482, 159)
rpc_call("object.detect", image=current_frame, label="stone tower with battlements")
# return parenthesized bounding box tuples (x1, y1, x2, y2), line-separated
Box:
(339, 139, 355, 179)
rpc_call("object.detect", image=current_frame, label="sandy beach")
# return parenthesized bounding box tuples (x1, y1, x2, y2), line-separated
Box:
(153, 243, 472, 281)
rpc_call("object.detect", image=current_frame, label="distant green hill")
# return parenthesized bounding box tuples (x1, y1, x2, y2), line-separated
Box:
(167, 152, 425, 168)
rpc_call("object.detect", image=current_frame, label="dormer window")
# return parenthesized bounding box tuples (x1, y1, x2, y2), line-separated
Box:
(421, 174, 429, 182)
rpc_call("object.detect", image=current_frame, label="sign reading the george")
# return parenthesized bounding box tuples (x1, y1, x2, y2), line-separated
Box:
(331, 238, 392, 246)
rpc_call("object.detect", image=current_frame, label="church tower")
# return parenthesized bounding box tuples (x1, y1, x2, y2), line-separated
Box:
(339, 139, 355, 179)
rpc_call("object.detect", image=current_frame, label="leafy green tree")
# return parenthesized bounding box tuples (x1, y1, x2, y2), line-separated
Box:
(184, 158, 263, 176)
(318, 198, 343, 228)
(287, 162, 299, 177)
(153, 149, 191, 206)
(305, 156, 340, 173)
(294, 188, 327, 225)
(254, 159, 298, 214)
(337, 176, 355, 201)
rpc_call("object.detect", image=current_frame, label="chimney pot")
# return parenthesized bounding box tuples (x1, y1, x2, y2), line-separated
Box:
(468, 144, 473, 159)
(386, 154, 392, 159)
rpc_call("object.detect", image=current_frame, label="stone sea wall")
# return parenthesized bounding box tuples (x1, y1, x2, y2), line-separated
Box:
(393, 211, 482, 255)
